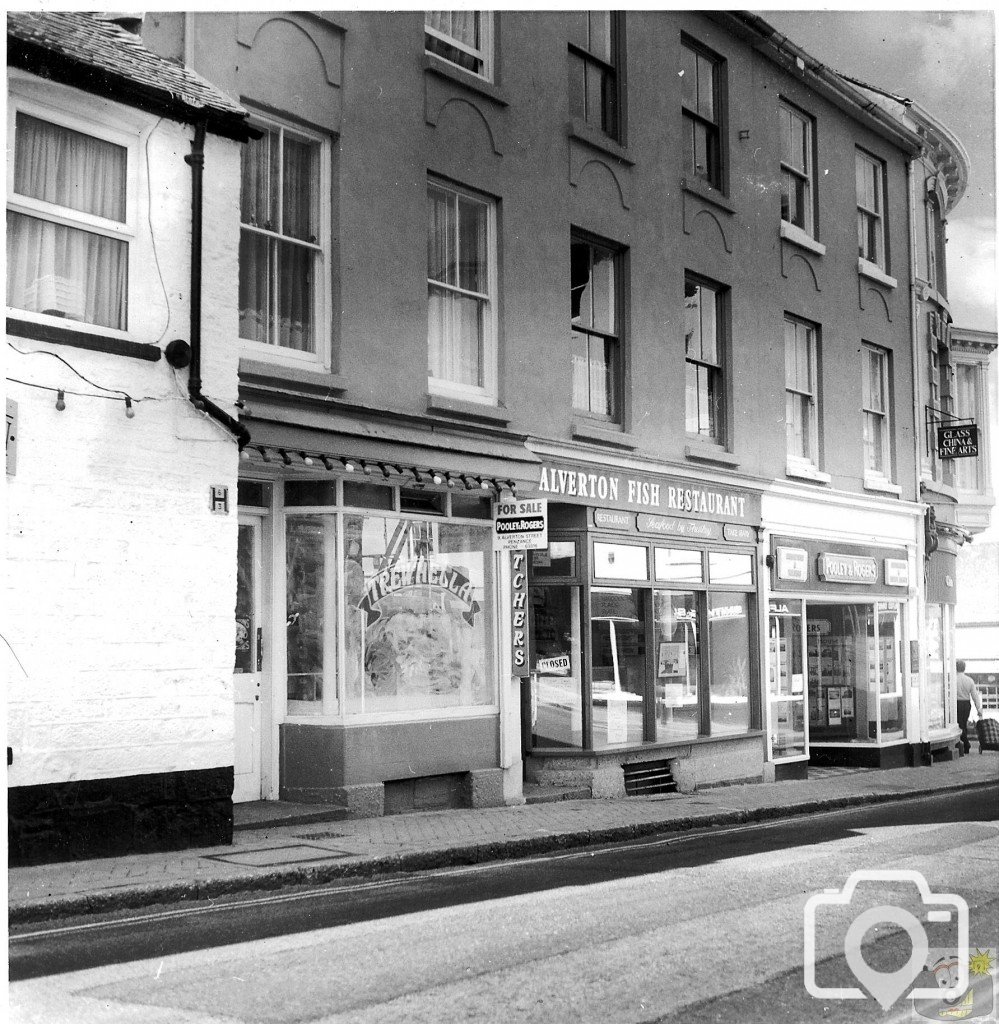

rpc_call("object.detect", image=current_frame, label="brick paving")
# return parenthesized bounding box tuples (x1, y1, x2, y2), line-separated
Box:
(8, 754, 997, 923)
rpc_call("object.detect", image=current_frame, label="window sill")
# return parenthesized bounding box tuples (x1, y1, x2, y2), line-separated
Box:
(239, 357, 347, 399)
(426, 393, 510, 426)
(681, 176, 734, 215)
(920, 478, 958, 503)
(684, 441, 739, 467)
(423, 53, 508, 106)
(864, 475, 902, 496)
(567, 118, 633, 165)
(785, 461, 831, 484)
(780, 220, 826, 256)
(571, 420, 636, 448)
(858, 258, 897, 289)
(6, 316, 161, 362)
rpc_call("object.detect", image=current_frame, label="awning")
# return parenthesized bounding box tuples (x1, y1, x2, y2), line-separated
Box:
(242, 413, 541, 495)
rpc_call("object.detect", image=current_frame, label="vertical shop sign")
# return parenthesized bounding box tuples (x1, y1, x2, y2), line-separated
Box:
(511, 550, 530, 677)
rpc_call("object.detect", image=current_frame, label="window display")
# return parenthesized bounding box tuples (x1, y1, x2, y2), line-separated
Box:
(653, 591, 699, 741)
(286, 515, 333, 713)
(529, 584, 583, 748)
(708, 592, 751, 734)
(767, 600, 805, 758)
(591, 587, 646, 747)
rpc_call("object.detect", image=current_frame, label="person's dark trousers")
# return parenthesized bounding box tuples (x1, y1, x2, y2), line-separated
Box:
(957, 699, 972, 754)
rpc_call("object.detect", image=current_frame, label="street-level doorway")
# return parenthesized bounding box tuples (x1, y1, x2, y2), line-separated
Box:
(233, 513, 266, 802)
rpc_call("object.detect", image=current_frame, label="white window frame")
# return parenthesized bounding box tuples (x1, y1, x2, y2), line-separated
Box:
(427, 178, 498, 405)
(6, 88, 138, 338)
(779, 101, 815, 237)
(953, 355, 989, 496)
(425, 11, 494, 82)
(856, 149, 886, 271)
(862, 342, 893, 486)
(238, 112, 332, 370)
(784, 315, 820, 472)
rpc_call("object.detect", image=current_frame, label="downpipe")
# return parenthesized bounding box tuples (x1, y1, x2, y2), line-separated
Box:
(184, 121, 250, 451)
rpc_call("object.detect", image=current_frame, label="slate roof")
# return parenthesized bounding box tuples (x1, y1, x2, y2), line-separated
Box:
(7, 11, 253, 141)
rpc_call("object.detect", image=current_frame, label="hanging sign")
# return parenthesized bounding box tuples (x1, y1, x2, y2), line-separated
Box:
(494, 499, 548, 551)
(510, 550, 530, 677)
(937, 424, 979, 459)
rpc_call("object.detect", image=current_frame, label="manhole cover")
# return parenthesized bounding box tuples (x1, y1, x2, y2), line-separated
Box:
(202, 844, 349, 868)
(297, 831, 347, 840)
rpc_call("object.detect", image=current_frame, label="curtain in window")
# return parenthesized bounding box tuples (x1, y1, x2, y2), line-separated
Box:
(14, 113, 125, 220)
(8, 115, 127, 329)
(7, 212, 127, 329)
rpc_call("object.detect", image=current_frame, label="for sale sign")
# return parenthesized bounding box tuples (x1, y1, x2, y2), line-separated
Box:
(494, 499, 548, 551)
(937, 424, 979, 460)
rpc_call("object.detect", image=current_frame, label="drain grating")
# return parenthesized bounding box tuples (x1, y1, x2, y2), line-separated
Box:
(623, 759, 677, 796)
(296, 831, 347, 841)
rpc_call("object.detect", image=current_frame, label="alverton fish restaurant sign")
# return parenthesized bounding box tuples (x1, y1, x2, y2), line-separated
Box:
(536, 463, 761, 523)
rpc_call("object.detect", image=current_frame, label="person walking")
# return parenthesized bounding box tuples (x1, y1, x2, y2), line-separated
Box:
(956, 660, 983, 755)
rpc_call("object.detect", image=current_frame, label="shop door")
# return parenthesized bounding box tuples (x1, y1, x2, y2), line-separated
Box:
(767, 600, 807, 759)
(233, 516, 264, 803)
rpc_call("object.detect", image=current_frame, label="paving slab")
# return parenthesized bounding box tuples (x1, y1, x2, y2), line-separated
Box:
(8, 754, 997, 924)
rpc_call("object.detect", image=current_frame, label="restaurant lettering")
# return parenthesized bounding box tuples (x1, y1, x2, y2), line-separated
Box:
(538, 466, 750, 520)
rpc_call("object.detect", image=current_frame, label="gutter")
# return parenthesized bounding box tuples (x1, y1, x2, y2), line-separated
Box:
(712, 12, 923, 155)
(185, 122, 251, 451)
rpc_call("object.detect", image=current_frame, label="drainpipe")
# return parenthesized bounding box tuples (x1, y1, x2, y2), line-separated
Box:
(184, 121, 251, 450)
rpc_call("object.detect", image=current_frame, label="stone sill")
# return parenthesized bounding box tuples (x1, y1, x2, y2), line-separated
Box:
(424, 53, 508, 106)
(685, 442, 739, 467)
(530, 730, 765, 759)
(426, 393, 510, 426)
(780, 220, 826, 256)
(864, 475, 902, 496)
(785, 462, 831, 484)
(858, 258, 898, 289)
(571, 420, 637, 448)
(681, 176, 735, 215)
(567, 117, 633, 165)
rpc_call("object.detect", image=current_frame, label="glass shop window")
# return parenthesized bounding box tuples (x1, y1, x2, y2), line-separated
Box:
(529, 584, 583, 748)
(530, 540, 579, 579)
(708, 592, 751, 735)
(653, 590, 699, 742)
(593, 542, 648, 581)
(655, 547, 703, 584)
(342, 514, 496, 715)
(591, 587, 646, 748)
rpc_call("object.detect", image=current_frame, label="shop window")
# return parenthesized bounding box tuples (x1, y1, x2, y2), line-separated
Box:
(427, 179, 497, 403)
(591, 587, 646, 748)
(708, 552, 753, 586)
(684, 276, 727, 444)
(7, 108, 132, 331)
(450, 492, 493, 519)
(779, 101, 815, 236)
(681, 38, 723, 189)
(653, 590, 699, 742)
(856, 149, 887, 271)
(343, 480, 394, 510)
(568, 11, 621, 140)
(400, 487, 446, 516)
(571, 235, 623, 421)
(529, 584, 583, 748)
(239, 116, 329, 366)
(784, 315, 820, 469)
(342, 515, 496, 715)
(925, 604, 950, 730)
(593, 542, 648, 581)
(425, 11, 493, 81)
(708, 592, 751, 735)
(237, 480, 271, 508)
(862, 343, 893, 483)
(767, 600, 806, 759)
(285, 480, 337, 506)
(530, 540, 579, 579)
(286, 515, 336, 714)
(655, 547, 703, 584)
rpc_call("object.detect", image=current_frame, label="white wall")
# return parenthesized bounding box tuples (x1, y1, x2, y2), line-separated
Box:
(5, 71, 243, 786)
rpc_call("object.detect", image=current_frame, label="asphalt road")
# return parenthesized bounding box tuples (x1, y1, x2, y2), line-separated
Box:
(10, 786, 999, 1024)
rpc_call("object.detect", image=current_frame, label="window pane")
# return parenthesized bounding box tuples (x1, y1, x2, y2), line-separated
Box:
(7, 211, 127, 329)
(699, 286, 718, 364)
(654, 590, 699, 741)
(864, 411, 885, 474)
(696, 54, 715, 120)
(428, 185, 455, 286)
(593, 543, 648, 581)
(286, 516, 329, 709)
(530, 541, 578, 579)
(787, 391, 810, 460)
(15, 113, 126, 221)
(708, 592, 751, 735)
(278, 240, 316, 352)
(571, 328, 591, 410)
(457, 195, 487, 293)
(587, 11, 612, 61)
(343, 516, 496, 714)
(241, 129, 277, 230)
(426, 11, 483, 74)
(530, 584, 584, 748)
(429, 286, 484, 386)
(685, 360, 701, 434)
(655, 547, 703, 583)
(568, 52, 587, 121)
(680, 45, 698, 109)
(684, 281, 702, 360)
(591, 587, 646, 747)
(282, 135, 318, 242)
(238, 230, 271, 343)
(708, 552, 753, 586)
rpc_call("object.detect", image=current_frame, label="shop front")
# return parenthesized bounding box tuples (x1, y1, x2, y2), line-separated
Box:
(768, 536, 918, 772)
(524, 460, 766, 795)
(235, 415, 539, 816)
(923, 536, 961, 758)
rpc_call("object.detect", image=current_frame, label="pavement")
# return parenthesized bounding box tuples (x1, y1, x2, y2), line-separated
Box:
(8, 753, 997, 925)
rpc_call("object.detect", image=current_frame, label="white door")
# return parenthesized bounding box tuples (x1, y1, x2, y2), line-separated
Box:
(233, 517, 263, 803)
